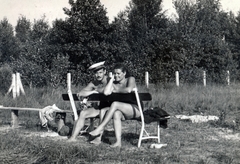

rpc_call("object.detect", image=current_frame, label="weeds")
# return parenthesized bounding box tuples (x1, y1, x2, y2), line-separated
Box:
(0, 83, 240, 163)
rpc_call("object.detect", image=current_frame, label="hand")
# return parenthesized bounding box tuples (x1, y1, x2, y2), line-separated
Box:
(110, 75, 115, 81)
(76, 92, 83, 100)
(93, 90, 99, 94)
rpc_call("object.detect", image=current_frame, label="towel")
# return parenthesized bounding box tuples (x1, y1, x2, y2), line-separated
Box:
(136, 107, 170, 128)
(39, 104, 62, 127)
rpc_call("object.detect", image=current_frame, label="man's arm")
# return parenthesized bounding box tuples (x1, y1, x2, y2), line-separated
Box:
(103, 76, 114, 95)
(77, 82, 98, 97)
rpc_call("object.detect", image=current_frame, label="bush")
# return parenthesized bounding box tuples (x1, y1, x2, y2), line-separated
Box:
(0, 64, 13, 95)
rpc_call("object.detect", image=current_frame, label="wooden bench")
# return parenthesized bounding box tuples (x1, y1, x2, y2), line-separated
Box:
(62, 92, 152, 102)
(62, 92, 152, 134)
(0, 106, 72, 129)
(62, 88, 169, 147)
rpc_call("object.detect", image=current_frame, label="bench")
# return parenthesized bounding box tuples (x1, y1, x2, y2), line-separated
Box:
(0, 106, 72, 129)
(61, 92, 152, 133)
(62, 88, 169, 147)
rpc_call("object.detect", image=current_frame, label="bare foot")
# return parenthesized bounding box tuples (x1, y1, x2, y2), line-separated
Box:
(90, 137, 101, 145)
(67, 137, 78, 142)
(110, 142, 121, 148)
(89, 129, 101, 137)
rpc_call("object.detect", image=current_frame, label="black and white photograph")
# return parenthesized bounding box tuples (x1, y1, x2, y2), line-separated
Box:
(0, 0, 239, 163)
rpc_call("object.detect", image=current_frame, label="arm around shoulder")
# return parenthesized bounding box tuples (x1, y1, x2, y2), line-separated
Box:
(77, 82, 98, 97)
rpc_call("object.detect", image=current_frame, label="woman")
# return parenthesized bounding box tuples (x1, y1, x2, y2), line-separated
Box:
(89, 63, 141, 147)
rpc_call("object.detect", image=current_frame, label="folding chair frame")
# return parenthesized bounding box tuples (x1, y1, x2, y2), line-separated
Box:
(133, 88, 163, 148)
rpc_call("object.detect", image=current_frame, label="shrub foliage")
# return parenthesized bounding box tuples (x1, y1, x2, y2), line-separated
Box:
(0, 0, 240, 87)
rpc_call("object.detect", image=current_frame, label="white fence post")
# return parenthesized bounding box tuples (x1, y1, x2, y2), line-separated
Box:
(175, 71, 179, 87)
(10, 73, 19, 128)
(16, 72, 25, 95)
(227, 70, 230, 86)
(203, 71, 206, 87)
(67, 73, 71, 91)
(145, 71, 149, 88)
(12, 74, 17, 99)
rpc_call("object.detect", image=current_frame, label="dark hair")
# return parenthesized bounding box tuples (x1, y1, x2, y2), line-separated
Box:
(113, 63, 130, 77)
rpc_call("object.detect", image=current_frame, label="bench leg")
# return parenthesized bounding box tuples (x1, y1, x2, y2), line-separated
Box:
(138, 122, 145, 148)
(11, 110, 19, 128)
(55, 113, 66, 132)
(88, 118, 95, 132)
(157, 121, 161, 143)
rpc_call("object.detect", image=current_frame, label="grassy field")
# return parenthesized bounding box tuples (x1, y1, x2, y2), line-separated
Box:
(0, 84, 239, 164)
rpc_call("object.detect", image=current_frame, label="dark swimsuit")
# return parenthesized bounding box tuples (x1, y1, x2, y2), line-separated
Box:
(118, 99, 143, 118)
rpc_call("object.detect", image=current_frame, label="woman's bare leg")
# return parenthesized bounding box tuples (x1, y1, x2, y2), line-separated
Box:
(90, 102, 140, 137)
(110, 110, 123, 147)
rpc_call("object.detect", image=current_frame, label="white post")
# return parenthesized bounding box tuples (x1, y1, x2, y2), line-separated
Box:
(67, 73, 71, 91)
(67, 73, 78, 121)
(227, 70, 230, 86)
(12, 74, 17, 99)
(145, 71, 149, 88)
(175, 71, 179, 87)
(11, 74, 18, 128)
(16, 72, 25, 95)
(203, 71, 206, 87)
(16, 73, 20, 97)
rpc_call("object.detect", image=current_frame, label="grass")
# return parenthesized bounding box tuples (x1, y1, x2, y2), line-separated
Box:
(0, 83, 240, 163)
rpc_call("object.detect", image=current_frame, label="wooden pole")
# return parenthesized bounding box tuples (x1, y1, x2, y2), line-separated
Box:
(67, 73, 78, 121)
(145, 71, 149, 88)
(227, 70, 230, 86)
(12, 74, 16, 99)
(0, 106, 72, 112)
(203, 71, 206, 87)
(175, 71, 179, 87)
(16, 72, 25, 95)
(16, 73, 20, 97)
(11, 74, 18, 128)
(67, 73, 71, 91)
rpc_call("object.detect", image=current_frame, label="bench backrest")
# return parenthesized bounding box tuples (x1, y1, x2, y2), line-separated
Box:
(62, 93, 152, 102)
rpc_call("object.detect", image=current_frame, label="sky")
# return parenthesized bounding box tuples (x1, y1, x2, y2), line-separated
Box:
(0, 0, 239, 27)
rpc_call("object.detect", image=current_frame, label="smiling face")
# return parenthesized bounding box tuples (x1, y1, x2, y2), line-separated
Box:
(94, 68, 106, 81)
(114, 68, 126, 82)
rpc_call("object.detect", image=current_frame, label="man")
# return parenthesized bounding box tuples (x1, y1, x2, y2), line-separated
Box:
(67, 61, 110, 144)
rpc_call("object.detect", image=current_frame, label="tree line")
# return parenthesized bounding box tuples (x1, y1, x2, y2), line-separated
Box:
(0, 0, 240, 89)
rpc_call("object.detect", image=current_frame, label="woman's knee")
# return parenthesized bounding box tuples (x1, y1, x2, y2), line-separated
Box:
(80, 110, 88, 118)
(111, 102, 123, 109)
(113, 111, 122, 120)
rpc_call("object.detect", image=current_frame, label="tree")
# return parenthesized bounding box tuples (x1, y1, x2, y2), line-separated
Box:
(12, 17, 51, 87)
(108, 10, 132, 65)
(172, 0, 237, 83)
(126, 0, 168, 81)
(0, 18, 19, 64)
(15, 16, 31, 43)
(55, 0, 112, 85)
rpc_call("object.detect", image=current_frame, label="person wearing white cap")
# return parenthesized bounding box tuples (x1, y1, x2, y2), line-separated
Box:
(67, 61, 111, 144)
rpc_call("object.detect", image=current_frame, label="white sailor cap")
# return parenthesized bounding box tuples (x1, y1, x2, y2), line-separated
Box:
(88, 61, 106, 72)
